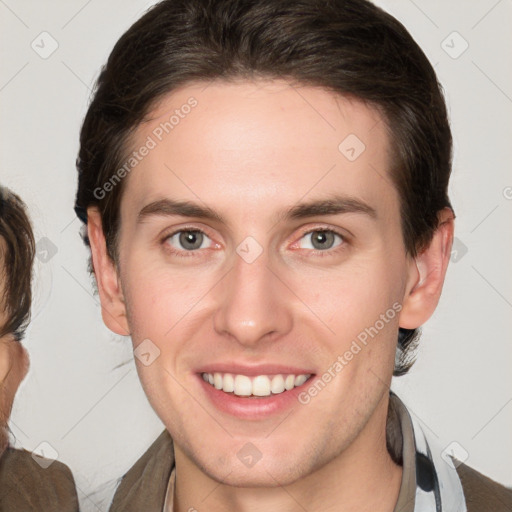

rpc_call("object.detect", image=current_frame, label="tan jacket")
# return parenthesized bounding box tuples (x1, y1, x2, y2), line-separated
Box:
(0, 447, 79, 511)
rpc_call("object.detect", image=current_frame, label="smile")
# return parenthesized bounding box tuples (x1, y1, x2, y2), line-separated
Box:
(201, 372, 312, 397)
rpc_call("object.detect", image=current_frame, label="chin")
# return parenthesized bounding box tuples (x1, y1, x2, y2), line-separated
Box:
(185, 439, 319, 489)
(203, 459, 308, 488)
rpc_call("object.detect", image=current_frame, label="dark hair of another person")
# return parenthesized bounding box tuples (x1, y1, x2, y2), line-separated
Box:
(0, 186, 35, 341)
(74, 0, 454, 376)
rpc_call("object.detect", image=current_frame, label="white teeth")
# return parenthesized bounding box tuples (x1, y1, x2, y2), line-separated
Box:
(222, 373, 234, 393)
(270, 375, 285, 394)
(294, 374, 308, 386)
(213, 372, 223, 390)
(234, 375, 252, 396)
(285, 375, 295, 390)
(201, 372, 311, 397)
(252, 375, 271, 397)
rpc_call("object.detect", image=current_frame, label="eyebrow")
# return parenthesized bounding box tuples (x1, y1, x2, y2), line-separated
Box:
(137, 194, 377, 225)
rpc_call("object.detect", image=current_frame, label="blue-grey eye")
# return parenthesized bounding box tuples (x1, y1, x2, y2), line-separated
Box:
(166, 230, 211, 251)
(298, 230, 342, 251)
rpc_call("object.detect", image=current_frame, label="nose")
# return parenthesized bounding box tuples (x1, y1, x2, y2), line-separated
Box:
(213, 247, 293, 348)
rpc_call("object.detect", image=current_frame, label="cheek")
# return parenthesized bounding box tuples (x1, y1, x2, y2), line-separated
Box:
(298, 257, 401, 332)
(0, 343, 29, 421)
(124, 275, 180, 342)
(291, 255, 404, 390)
(122, 257, 215, 343)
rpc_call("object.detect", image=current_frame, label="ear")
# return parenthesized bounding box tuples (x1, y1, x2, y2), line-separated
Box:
(399, 207, 455, 329)
(87, 207, 130, 336)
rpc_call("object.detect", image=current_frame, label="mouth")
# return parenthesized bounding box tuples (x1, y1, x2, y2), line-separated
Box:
(201, 371, 313, 398)
(195, 363, 316, 418)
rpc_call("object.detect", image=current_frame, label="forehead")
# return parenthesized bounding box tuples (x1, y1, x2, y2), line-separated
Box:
(121, 79, 397, 223)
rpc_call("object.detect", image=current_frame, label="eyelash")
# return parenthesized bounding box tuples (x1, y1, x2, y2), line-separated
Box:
(160, 226, 348, 259)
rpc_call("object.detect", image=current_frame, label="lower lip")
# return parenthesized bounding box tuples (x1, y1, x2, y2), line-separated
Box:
(197, 374, 314, 420)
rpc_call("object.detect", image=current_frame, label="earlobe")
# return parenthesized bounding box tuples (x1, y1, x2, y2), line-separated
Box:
(399, 208, 455, 330)
(87, 208, 130, 336)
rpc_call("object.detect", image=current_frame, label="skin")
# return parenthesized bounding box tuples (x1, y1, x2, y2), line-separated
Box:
(0, 248, 30, 456)
(88, 79, 454, 511)
(0, 334, 29, 457)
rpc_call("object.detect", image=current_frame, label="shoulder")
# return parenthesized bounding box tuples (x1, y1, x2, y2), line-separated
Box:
(109, 430, 175, 512)
(0, 447, 79, 511)
(456, 462, 512, 512)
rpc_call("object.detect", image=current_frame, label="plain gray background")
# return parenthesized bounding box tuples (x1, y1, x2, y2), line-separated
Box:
(1, 0, 511, 510)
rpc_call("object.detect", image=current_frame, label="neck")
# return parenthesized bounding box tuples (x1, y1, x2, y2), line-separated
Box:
(173, 394, 402, 512)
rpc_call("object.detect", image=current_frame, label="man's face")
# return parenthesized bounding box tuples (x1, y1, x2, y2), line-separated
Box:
(112, 80, 417, 485)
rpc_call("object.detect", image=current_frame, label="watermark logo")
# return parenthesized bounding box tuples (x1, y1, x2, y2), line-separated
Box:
(31, 441, 59, 469)
(441, 31, 469, 60)
(133, 338, 161, 366)
(236, 236, 264, 264)
(237, 442, 263, 468)
(93, 97, 198, 200)
(441, 441, 469, 469)
(31, 31, 59, 59)
(36, 236, 58, 263)
(450, 237, 468, 263)
(298, 302, 402, 405)
(338, 134, 366, 162)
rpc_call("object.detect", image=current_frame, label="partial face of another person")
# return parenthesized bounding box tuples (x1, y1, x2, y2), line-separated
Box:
(0, 242, 29, 454)
(89, 79, 449, 486)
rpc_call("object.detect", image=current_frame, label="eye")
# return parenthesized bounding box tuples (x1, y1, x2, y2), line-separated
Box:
(163, 229, 214, 253)
(296, 229, 344, 252)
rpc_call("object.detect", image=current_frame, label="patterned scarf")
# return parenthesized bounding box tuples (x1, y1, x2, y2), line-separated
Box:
(408, 402, 468, 511)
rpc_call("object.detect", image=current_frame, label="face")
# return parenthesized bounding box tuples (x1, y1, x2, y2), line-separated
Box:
(90, 79, 448, 486)
(0, 244, 29, 454)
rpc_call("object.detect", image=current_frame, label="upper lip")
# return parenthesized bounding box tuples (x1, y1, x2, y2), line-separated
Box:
(196, 363, 315, 376)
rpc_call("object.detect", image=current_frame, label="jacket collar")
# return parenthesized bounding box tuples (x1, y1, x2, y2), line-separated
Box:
(109, 392, 466, 512)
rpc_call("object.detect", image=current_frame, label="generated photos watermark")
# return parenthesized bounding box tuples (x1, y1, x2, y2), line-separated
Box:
(298, 301, 402, 405)
(93, 96, 198, 200)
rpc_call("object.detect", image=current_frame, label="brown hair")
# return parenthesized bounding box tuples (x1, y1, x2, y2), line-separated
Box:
(74, 0, 453, 375)
(0, 186, 35, 341)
